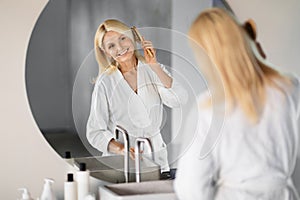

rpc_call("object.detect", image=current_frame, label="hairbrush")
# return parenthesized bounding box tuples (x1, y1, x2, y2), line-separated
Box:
(131, 26, 154, 58)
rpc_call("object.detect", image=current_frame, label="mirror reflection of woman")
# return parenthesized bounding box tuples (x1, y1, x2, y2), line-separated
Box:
(174, 8, 300, 199)
(86, 19, 187, 172)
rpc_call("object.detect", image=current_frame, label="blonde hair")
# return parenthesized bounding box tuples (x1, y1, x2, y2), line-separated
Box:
(189, 8, 289, 123)
(94, 19, 144, 77)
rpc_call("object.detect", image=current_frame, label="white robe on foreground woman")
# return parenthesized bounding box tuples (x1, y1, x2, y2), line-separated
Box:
(175, 76, 300, 199)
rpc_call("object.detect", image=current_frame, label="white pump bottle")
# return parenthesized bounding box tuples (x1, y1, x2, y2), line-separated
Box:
(40, 178, 57, 200)
(18, 188, 34, 200)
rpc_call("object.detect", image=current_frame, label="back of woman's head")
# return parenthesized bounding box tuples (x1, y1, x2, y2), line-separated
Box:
(189, 8, 288, 123)
(189, 8, 261, 91)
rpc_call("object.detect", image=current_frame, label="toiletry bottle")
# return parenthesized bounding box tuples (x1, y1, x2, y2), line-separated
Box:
(64, 173, 77, 200)
(40, 178, 57, 200)
(84, 194, 96, 200)
(64, 151, 79, 170)
(64, 151, 74, 166)
(18, 188, 34, 200)
(76, 163, 90, 200)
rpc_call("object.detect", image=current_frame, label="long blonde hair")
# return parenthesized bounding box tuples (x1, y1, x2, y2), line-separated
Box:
(94, 19, 144, 76)
(189, 8, 289, 123)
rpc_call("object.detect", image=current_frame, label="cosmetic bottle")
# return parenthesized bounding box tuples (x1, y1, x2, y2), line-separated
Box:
(40, 178, 57, 200)
(84, 194, 96, 200)
(64, 151, 75, 166)
(76, 163, 90, 200)
(18, 188, 34, 200)
(64, 173, 77, 200)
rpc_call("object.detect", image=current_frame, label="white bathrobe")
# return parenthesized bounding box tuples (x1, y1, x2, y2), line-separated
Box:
(86, 60, 187, 171)
(174, 76, 300, 199)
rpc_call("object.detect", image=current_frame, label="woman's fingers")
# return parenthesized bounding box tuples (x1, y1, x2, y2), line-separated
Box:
(142, 41, 154, 49)
(127, 147, 145, 160)
(143, 44, 156, 62)
(141, 37, 153, 48)
(129, 147, 135, 160)
(108, 139, 125, 155)
(129, 152, 135, 160)
(142, 41, 152, 46)
(140, 37, 157, 62)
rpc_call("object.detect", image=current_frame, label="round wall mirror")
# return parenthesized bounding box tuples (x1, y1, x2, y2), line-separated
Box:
(26, 0, 212, 182)
(26, 0, 174, 157)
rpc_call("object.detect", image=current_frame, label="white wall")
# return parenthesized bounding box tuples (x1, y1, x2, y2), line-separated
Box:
(0, 1, 102, 199)
(170, 0, 212, 168)
(228, 0, 300, 76)
(26, 0, 71, 131)
(1, 0, 300, 199)
(0, 0, 64, 198)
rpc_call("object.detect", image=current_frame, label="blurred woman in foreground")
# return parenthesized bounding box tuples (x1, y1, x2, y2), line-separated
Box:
(174, 8, 300, 200)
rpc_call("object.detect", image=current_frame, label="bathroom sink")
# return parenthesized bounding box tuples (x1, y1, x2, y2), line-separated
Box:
(74, 155, 160, 183)
(99, 180, 178, 200)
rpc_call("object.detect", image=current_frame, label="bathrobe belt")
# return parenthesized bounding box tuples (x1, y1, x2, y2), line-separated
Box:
(217, 176, 297, 193)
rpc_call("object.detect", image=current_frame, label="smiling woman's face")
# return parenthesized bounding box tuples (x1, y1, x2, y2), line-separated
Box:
(102, 30, 135, 63)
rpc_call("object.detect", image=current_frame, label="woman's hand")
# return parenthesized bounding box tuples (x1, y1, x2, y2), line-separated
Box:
(141, 37, 157, 64)
(108, 139, 139, 160)
(128, 147, 144, 160)
(108, 139, 125, 155)
(141, 37, 172, 88)
(129, 147, 136, 160)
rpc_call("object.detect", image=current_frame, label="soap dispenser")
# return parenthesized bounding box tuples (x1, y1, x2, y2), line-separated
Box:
(40, 178, 57, 200)
(18, 188, 34, 200)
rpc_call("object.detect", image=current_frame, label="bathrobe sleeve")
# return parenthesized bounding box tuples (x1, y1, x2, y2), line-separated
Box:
(293, 75, 300, 188)
(174, 96, 218, 200)
(175, 151, 217, 200)
(86, 81, 114, 154)
(154, 64, 188, 107)
(290, 74, 300, 195)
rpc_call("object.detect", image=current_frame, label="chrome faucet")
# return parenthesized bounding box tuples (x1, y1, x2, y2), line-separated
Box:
(115, 125, 129, 183)
(134, 138, 154, 183)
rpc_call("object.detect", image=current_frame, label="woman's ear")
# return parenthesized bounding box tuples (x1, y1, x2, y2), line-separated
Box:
(243, 19, 257, 40)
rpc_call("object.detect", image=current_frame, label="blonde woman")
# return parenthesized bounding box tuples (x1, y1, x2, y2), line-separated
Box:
(86, 19, 187, 172)
(174, 8, 300, 199)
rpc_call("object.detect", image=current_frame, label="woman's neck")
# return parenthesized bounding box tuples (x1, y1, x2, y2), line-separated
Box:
(118, 56, 138, 74)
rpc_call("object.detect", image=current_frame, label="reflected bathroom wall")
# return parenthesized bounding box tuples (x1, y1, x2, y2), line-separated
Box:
(27, 1, 70, 132)
(170, 0, 212, 167)
(26, 0, 172, 157)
